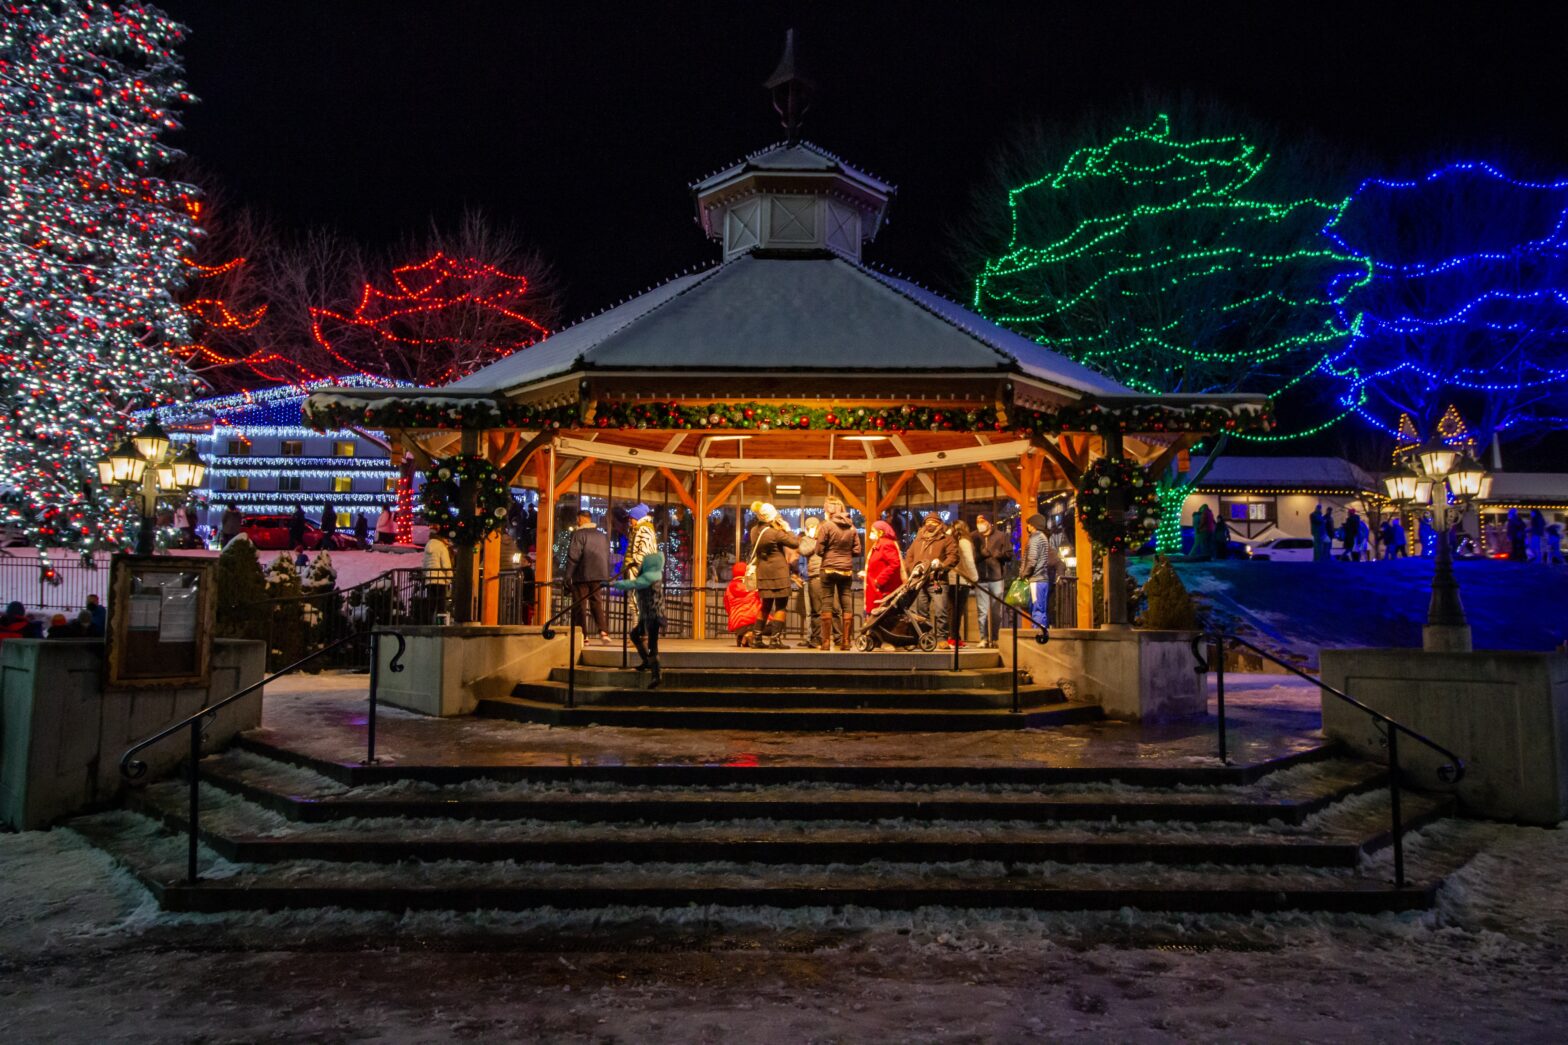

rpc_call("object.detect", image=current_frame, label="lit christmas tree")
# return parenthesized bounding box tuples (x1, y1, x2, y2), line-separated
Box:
(1325, 161, 1568, 449)
(0, 1, 198, 552)
(971, 114, 1370, 549)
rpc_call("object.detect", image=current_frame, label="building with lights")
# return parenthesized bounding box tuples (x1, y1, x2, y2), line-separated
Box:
(1177, 455, 1379, 544)
(143, 379, 412, 534)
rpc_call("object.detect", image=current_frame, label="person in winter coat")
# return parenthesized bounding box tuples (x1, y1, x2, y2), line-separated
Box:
(219, 503, 243, 547)
(288, 505, 307, 549)
(563, 512, 613, 644)
(624, 503, 658, 627)
(814, 496, 862, 651)
(353, 512, 369, 548)
(1191, 505, 1216, 561)
(374, 504, 396, 545)
(1341, 509, 1363, 561)
(746, 501, 804, 648)
(973, 514, 1012, 647)
(612, 550, 666, 685)
(863, 520, 903, 618)
(1529, 509, 1548, 562)
(1020, 513, 1056, 636)
(1388, 516, 1407, 558)
(1506, 508, 1527, 561)
(1310, 505, 1326, 561)
(949, 519, 980, 647)
(1213, 518, 1232, 560)
(422, 532, 453, 615)
(1548, 524, 1565, 565)
(1319, 507, 1337, 561)
(724, 561, 762, 646)
(0, 601, 32, 645)
(320, 502, 338, 540)
(905, 513, 959, 641)
(799, 516, 823, 647)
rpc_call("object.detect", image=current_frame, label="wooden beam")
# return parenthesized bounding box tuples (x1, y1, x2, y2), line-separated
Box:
(552, 456, 597, 500)
(977, 461, 1024, 505)
(499, 429, 554, 486)
(658, 467, 698, 513)
(875, 470, 918, 516)
(888, 437, 937, 498)
(1032, 438, 1083, 491)
(1140, 432, 1200, 479)
(534, 447, 555, 625)
(824, 474, 869, 518)
(705, 473, 753, 513)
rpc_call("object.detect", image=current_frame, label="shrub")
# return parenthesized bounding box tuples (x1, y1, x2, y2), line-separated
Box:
(1138, 555, 1198, 630)
(214, 535, 269, 642)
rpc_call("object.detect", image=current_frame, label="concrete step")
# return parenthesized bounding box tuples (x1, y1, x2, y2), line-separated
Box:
(549, 665, 1032, 691)
(198, 750, 1392, 827)
(512, 680, 1066, 711)
(69, 809, 1444, 917)
(577, 648, 1002, 671)
(475, 695, 1103, 731)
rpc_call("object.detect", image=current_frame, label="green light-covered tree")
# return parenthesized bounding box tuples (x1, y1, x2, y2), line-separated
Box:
(966, 104, 1369, 550)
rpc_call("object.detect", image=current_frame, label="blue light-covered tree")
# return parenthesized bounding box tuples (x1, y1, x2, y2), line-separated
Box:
(1323, 162, 1568, 449)
(0, 1, 198, 552)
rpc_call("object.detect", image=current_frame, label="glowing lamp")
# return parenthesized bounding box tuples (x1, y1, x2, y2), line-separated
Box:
(95, 454, 115, 489)
(1446, 455, 1487, 499)
(1477, 475, 1494, 501)
(104, 439, 148, 486)
(1383, 463, 1421, 503)
(167, 443, 207, 491)
(1412, 479, 1434, 507)
(1416, 441, 1458, 480)
(132, 418, 171, 463)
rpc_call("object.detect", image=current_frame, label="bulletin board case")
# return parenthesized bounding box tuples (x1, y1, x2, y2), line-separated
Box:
(105, 555, 216, 689)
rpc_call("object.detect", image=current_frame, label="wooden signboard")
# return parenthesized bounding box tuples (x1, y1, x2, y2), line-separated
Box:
(105, 556, 216, 689)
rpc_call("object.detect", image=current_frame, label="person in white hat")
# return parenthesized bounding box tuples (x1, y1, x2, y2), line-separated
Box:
(746, 501, 805, 648)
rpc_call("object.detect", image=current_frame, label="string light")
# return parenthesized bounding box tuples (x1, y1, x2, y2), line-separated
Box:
(0, 2, 198, 554)
(1323, 160, 1568, 445)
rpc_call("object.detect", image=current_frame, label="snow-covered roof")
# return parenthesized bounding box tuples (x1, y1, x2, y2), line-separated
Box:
(1189, 455, 1379, 491)
(1481, 472, 1568, 504)
(443, 253, 1130, 397)
(690, 140, 895, 195)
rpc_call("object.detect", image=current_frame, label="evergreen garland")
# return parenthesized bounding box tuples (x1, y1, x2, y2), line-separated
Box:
(419, 455, 512, 546)
(1076, 457, 1161, 552)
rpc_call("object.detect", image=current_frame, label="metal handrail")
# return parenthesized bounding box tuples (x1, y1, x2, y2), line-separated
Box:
(119, 628, 408, 884)
(540, 578, 617, 708)
(1191, 629, 1465, 888)
(968, 580, 1049, 714)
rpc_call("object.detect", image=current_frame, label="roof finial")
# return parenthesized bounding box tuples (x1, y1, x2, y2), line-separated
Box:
(765, 29, 813, 144)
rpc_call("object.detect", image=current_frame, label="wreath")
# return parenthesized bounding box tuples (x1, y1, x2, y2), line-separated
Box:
(1076, 457, 1161, 552)
(419, 455, 512, 546)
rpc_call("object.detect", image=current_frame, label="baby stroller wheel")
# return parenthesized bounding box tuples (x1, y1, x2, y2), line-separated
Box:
(917, 632, 938, 652)
(854, 634, 874, 652)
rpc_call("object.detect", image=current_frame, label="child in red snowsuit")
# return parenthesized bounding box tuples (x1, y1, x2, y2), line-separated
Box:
(723, 561, 761, 646)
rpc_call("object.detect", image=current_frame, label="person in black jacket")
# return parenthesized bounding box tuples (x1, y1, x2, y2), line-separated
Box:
(814, 496, 862, 650)
(973, 514, 1013, 647)
(288, 505, 307, 549)
(563, 512, 613, 643)
(906, 513, 959, 642)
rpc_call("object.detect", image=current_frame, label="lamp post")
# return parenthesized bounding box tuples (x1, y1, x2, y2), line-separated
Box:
(1387, 441, 1488, 653)
(97, 420, 207, 555)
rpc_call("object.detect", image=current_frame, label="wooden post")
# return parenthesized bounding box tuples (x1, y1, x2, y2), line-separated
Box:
(693, 470, 709, 640)
(1075, 517, 1095, 629)
(479, 530, 501, 625)
(533, 445, 555, 626)
(865, 473, 879, 528)
(1103, 431, 1129, 628)
(449, 430, 481, 623)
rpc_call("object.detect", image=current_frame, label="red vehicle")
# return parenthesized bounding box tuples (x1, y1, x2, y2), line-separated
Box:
(240, 515, 361, 551)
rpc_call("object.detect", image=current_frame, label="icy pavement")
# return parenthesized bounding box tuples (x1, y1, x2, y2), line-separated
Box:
(253, 671, 1326, 771)
(2, 816, 1567, 1042)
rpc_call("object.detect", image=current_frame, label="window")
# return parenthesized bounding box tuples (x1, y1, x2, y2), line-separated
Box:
(280, 440, 304, 457)
(1220, 496, 1276, 523)
(332, 476, 353, 494)
(384, 477, 399, 493)
(224, 476, 249, 492)
(277, 476, 302, 492)
(225, 439, 250, 457)
(333, 441, 356, 458)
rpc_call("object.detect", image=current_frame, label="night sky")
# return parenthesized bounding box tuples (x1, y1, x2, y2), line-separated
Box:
(156, 1, 1568, 319)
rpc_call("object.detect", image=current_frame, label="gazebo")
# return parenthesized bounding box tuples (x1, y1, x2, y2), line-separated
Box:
(304, 65, 1269, 645)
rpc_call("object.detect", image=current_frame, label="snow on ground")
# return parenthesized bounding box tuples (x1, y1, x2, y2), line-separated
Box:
(3, 817, 1568, 1042)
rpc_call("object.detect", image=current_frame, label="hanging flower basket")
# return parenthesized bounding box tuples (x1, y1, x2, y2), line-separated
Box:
(419, 455, 511, 546)
(1076, 457, 1161, 553)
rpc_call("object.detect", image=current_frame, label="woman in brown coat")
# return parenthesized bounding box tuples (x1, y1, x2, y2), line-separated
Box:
(748, 501, 804, 648)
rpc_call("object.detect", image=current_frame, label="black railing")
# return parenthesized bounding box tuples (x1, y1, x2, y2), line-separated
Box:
(1191, 630, 1465, 888)
(119, 629, 407, 884)
(539, 579, 616, 708)
(965, 581, 1050, 713)
(263, 567, 431, 672)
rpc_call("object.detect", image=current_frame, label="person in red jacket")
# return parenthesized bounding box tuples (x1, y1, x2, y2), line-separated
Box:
(723, 561, 762, 646)
(863, 520, 904, 616)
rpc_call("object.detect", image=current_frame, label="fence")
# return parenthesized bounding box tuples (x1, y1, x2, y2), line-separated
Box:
(0, 556, 111, 617)
(260, 567, 438, 672)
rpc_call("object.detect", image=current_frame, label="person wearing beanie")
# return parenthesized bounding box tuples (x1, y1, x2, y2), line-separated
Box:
(623, 503, 658, 628)
(746, 500, 803, 648)
(1020, 513, 1057, 639)
(611, 550, 666, 685)
(814, 496, 862, 650)
(863, 520, 904, 627)
(1, 600, 31, 645)
(973, 514, 1013, 648)
(905, 512, 959, 642)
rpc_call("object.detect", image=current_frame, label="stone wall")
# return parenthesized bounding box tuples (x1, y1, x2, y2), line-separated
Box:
(374, 625, 570, 716)
(1320, 647, 1568, 825)
(1007, 627, 1205, 720)
(1, 638, 265, 830)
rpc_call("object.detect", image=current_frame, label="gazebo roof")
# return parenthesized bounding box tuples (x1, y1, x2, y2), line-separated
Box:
(444, 252, 1129, 399)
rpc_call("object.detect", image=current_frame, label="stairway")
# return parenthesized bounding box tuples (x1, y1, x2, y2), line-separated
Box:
(480, 647, 1101, 730)
(69, 738, 1465, 916)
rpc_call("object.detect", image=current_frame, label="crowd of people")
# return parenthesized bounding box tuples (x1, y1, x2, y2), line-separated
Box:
(0, 594, 106, 646)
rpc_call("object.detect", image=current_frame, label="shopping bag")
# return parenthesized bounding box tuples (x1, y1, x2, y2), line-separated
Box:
(1004, 577, 1033, 610)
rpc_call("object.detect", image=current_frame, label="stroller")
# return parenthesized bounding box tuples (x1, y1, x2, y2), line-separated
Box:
(855, 562, 938, 652)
